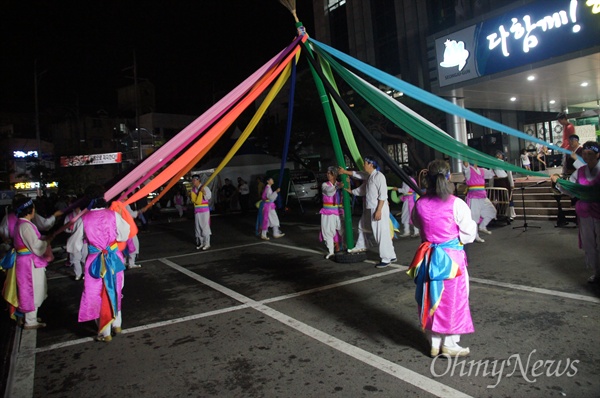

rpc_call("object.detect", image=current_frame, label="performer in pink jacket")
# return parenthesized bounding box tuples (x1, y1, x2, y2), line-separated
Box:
(408, 160, 477, 358)
(69, 184, 130, 342)
(320, 166, 344, 259)
(12, 196, 54, 330)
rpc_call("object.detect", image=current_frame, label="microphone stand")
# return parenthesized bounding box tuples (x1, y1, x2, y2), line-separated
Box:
(513, 180, 545, 231)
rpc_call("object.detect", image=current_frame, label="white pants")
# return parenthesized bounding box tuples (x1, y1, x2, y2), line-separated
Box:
(70, 244, 88, 278)
(401, 201, 418, 235)
(25, 310, 40, 326)
(321, 214, 342, 255)
(367, 204, 396, 263)
(468, 197, 497, 229)
(194, 212, 211, 246)
(127, 235, 140, 265)
(429, 333, 463, 349)
(354, 206, 372, 250)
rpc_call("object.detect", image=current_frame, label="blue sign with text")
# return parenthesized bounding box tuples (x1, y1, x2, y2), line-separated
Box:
(436, 0, 600, 87)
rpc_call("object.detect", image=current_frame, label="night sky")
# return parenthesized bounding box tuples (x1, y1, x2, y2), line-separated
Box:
(0, 0, 315, 116)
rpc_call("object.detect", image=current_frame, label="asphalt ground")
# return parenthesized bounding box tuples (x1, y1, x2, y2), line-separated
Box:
(2, 202, 600, 398)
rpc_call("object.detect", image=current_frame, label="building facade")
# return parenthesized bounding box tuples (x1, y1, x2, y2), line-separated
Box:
(311, 0, 600, 170)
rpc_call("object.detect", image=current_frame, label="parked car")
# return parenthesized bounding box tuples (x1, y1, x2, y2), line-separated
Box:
(287, 169, 319, 201)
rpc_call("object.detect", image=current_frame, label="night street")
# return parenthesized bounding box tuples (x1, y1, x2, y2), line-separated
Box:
(4, 204, 600, 397)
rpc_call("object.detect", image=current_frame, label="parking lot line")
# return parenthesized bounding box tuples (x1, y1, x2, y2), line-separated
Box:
(470, 277, 600, 304)
(21, 240, 597, 397)
(158, 257, 473, 398)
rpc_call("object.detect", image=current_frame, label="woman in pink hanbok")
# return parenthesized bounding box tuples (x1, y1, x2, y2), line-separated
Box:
(11, 197, 54, 329)
(408, 160, 477, 357)
(70, 184, 130, 342)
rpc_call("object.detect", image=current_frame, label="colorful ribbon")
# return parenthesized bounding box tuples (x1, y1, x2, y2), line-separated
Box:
(88, 243, 125, 334)
(407, 238, 462, 330)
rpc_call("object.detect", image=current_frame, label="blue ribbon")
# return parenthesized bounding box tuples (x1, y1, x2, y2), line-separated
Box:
(88, 244, 125, 316)
(0, 248, 16, 270)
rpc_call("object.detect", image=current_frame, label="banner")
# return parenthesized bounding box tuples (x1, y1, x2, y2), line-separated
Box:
(60, 152, 122, 167)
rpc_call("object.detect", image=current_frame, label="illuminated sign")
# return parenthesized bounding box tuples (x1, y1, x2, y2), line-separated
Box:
(435, 0, 600, 87)
(60, 152, 122, 167)
(13, 150, 38, 158)
(14, 181, 59, 190)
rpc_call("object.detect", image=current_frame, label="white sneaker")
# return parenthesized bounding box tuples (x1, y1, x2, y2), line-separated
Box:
(441, 345, 470, 357)
(128, 264, 142, 269)
(273, 233, 285, 239)
(474, 236, 485, 243)
(324, 253, 334, 260)
(202, 245, 211, 251)
(347, 247, 367, 253)
(260, 235, 270, 241)
(479, 228, 492, 235)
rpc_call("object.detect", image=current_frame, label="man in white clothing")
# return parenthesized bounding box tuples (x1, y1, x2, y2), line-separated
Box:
(339, 156, 396, 268)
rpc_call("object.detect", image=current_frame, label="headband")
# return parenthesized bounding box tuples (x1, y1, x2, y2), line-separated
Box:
(583, 144, 600, 153)
(86, 197, 104, 210)
(16, 199, 34, 213)
(364, 157, 380, 171)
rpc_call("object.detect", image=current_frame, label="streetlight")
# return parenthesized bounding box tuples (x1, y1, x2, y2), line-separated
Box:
(135, 128, 157, 162)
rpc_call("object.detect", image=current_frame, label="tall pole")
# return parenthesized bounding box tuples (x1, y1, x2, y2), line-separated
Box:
(133, 50, 142, 162)
(34, 60, 42, 160)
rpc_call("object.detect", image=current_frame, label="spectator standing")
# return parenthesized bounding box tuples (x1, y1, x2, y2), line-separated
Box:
(558, 112, 576, 149)
(256, 176, 265, 204)
(174, 190, 185, 218)
(491, 151, 516, 220)
(237, 177, 250, 214)
(558, 112, 576, 176)
(536, 144, 548, 171)
(520, 149, 531, 178)
(408, 159, 477, 357)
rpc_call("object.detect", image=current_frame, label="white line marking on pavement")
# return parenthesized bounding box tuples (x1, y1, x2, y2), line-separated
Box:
(158, 258, 472, 398)
(470, 277, 600, 304)
(261, 267, 407, 304)
(35, 303, 250, 354)
(37, 262, 404, 353)
(242, 241, 600, 304)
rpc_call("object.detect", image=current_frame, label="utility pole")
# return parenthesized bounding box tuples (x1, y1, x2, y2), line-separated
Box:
(133, 50, 142, 162)
(33, 60, 46, 161)
(123, 50, 147, 163)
